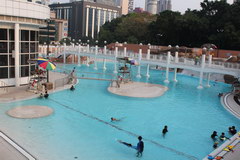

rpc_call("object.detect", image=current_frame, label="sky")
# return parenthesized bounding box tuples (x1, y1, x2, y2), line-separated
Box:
(135, 0, 234, 13)
(51, 0, 234, 13)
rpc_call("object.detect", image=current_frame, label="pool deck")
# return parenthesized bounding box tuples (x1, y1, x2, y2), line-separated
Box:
(221, 93, 240, 119)
(0, 131, 36, 160)
(0, 71, 75, 160)
(0, 71, 74, 103)
(202, 93, 240, 160)
(203, 132, 240, 160)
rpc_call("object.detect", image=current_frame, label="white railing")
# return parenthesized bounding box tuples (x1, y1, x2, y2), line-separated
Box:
(0, 81, 8, 93)
(41, 45, 240, 76)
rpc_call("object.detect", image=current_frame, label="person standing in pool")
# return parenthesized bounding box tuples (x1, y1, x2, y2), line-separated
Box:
(219, 132, 229, 141)
(136, 136, 144, 157)
(162, 125, 168, 136)
(118, 136, 144, 157)
(211, 131, 218, 140)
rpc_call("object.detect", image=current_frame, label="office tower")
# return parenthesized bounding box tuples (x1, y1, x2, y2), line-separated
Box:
(114, 0, 129, 15)
(50, 1, 121, 39)
(146, 0, 157, 14)
(128, 0, 134, 12)
(157, 0, 171, 13)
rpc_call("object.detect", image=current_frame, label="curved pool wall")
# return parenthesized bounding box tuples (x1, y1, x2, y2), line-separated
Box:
(0, 63, 239, 160)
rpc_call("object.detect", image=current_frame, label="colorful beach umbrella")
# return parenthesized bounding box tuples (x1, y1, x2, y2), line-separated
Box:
(37, 58, 56, 70)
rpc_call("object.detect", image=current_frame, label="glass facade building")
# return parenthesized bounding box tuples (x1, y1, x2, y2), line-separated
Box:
(0, 0, 50, 86)
(50, 1, 121, 40)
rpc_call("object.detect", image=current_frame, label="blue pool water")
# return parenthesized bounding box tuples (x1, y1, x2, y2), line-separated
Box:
(0, 63, 239, 160)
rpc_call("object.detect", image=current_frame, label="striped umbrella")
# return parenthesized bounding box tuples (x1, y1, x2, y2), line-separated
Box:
(37, 58, 56, 70)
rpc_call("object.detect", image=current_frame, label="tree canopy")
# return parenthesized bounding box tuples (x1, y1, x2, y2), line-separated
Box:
(98, 0, 240, 50)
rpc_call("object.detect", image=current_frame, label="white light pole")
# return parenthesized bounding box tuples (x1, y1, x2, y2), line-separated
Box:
(94, 40, 98, 70)
(136, 43, 142, 78)
(124, 42, 127, 57)
(206, 48, 213, 87)
(173, 45, 179, 82)
(146, 43, 151, 78)
(63, 42, 66, 64)
(78, 42, 81, 66)
(86, 40, 90, 66)
(197, 47, 206, 89)
(103, 41, 107, 70)
(164, 45, 171, 83)
(113, 42, 118, 74)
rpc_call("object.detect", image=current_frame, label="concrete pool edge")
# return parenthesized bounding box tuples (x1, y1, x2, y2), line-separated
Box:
(203, 132, 240, 160)
(0, 131, 36, 160)
(0, 72, 79, 104)
(221, 93, 240, 119)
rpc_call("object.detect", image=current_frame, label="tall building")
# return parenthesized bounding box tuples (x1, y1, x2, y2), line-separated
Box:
(146, 0, 158, 14)
(39, 11, 68, 43)
(0, 0, 50, 86)
(50, 1, 121, 40)
(114, 0, 129, 15)
(128, 0, 134, 12)
(69, 0, 115, 6)
(157, 0, 171, 13)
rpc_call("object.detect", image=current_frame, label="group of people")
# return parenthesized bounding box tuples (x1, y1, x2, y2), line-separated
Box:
(39, 90, 49, 98)
(210, 126, 237, 149)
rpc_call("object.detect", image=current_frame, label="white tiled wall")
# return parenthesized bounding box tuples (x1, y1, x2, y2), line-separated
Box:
(0, 0, 50, 20)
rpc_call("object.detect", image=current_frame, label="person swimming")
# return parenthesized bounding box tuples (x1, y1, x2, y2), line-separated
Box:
(111, 117, 120, 122)
(162, 125, 168, 135)
(211, 131, 218, 139)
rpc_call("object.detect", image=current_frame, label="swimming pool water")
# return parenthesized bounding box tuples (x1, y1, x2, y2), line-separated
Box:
(0, 63, 239, 160)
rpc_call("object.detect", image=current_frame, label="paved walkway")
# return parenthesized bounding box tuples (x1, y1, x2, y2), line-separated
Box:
(203, 93, 240, 160)
(0, 71, 74, 159)
(0, 136, 28, 160)
(0, 72, 73, 103)
(222, 93, 240, 119)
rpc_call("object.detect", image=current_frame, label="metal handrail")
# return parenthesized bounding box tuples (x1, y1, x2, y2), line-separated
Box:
(0, 81, 8, 92)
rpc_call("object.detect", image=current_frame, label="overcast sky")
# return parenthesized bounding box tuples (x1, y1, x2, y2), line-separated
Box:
(51, 0, 234, 13)
(135, 0, 234, 13)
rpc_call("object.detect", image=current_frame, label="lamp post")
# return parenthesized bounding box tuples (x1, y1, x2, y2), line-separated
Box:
(113, 42, 118, 74)
(45, 19, 51, 83)
(94, 40, 98, 70)
(197, 47, 207, 89)
(86, 40, 90, 66)
(123, 42, 127, 57)
(103, 41, 107, 70)
(136, 43, 142, 78)
(173, 45, 179, 82)
(146, 43, 151, 78)
(164, 45, 172, 83)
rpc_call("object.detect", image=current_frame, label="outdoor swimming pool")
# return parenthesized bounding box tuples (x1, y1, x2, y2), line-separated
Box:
(0, 63, 239, 160)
